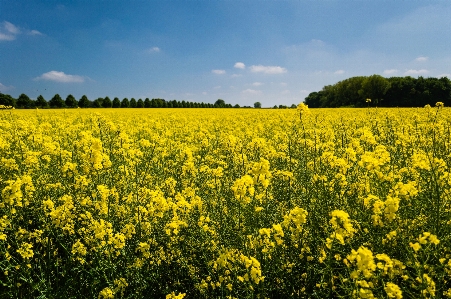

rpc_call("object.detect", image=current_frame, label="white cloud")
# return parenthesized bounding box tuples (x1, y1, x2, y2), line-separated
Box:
(0, 32, 15, 41)
(415, 56, 429, 62)
(212, 69, 226, 75)
(0, 82, 14, 92)
(234, 62, 245, 69)
(280, 82, 288, 87)
(230, 74, 242, 78)
(34, 71, 85, 83)
(1, 21, 42, 41)
(250, 65, 287, 74)
(242, 89, 262, 95)
(383, 69, 399, 75)
(437, 74, 451, 79)
(404, 69, 429, 76)
(28, 30, 43, 36)
(147, 47, 160, 53)
(252, 82, 263, 86)
(4, 21, 20, 34)
(334, 70, 345, 75)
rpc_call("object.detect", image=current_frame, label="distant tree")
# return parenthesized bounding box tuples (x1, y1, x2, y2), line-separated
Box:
(273, 105, 278, 109)
(92, 98, 103, 108)
(121, 98, 130, 108)
(291, 104, 297, 108)
(17, 93, 33, 108)
(144, 98, 151, 108)
(215, 99, 225, 107)
(78, 95, 91, 108)
(101, 96, 112, 108)
(0, 93, 16, 107)
(234, 104, 241, 108)
(167, 102, 173, 108)
(153, 98, 164, 108)
(36, 95, 48, 108)
(162, 101, 168, 108)
(359, 75, 391, 105)
(65, 94, 78, 108)
(172, 100, 179, 108)
(137, 98, 144, 108)
(49, 94, 65, 108)
(112, 97, 121, 108)
(254, 102, 262, 108)
(130, 98, 137, 108)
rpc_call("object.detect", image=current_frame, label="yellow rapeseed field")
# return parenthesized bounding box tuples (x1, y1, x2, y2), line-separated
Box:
(1, 104, 451, 298)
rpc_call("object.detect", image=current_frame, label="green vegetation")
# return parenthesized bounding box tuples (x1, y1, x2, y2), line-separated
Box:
(305, 75, 451, 107)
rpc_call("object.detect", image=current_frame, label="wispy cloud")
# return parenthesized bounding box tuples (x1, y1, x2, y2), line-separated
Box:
(0, 82, 14, 92)
(0, 21, 18, 41)
(334, 70, 345, 75)
(28, 30, 43, 36)
(252, 82, 263, 86)
(1, 21, 42, 41)
(249, 65, 287, 74)
(34, 71, 85, 83)
(212, 69, 226, 75)
(242, 88, 262, 95)
(281, 90, 290, 95)
(147, 46, 160, 53)
(234, 62, 245, 69)
(383, 69, 399, 75)
(415, 56, 429, 62)
(404, 69, 429, 76)
(4, 21, 20, 34)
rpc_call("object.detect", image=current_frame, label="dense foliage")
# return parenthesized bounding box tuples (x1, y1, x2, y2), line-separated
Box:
(0, 93, 236, 109)
(305, 75, 451, 108)
(1, 105, 451, 298)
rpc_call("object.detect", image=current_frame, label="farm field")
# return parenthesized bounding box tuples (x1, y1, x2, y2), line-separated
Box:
(1, 105, 451, 298)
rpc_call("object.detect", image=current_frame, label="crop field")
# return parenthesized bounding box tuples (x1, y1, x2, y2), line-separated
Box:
(1, 105, 451, 298)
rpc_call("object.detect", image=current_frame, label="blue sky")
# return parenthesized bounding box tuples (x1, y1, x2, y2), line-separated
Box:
(1, 0, 450, 107)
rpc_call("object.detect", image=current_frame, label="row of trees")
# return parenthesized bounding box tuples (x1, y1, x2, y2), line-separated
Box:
(304, 75, 451, 108)
(0, 94, 243, 109)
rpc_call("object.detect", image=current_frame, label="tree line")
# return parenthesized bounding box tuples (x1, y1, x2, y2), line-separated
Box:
(304, 75, 451, 108)
(0, 94, 242, 109)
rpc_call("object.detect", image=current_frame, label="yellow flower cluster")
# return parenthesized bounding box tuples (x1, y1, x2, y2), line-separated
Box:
(1, 104, 450, 298)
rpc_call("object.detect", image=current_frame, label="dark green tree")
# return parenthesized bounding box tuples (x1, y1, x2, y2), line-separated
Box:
(92, 98, 103, 108)
(215, 99, 225, 107)
(144, 98, 151, 108)
(254, 102, 262, 108)
(0, 93, 16, 107)
(121, 98, 130, 108)
(102, 97, 112, 108)
(130, 98, 137, 108)
(137, 98, 144, 108)
(112, 97, 121, 108)
(17, 93, 34, 108)
(65, 94, 78, 108)
(36, 95, 48, 108)
(359, 75, 391, 105)
(49, 94, 65, 108)
(78, 95, 91, 108)
(234, 104, 241, 108)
